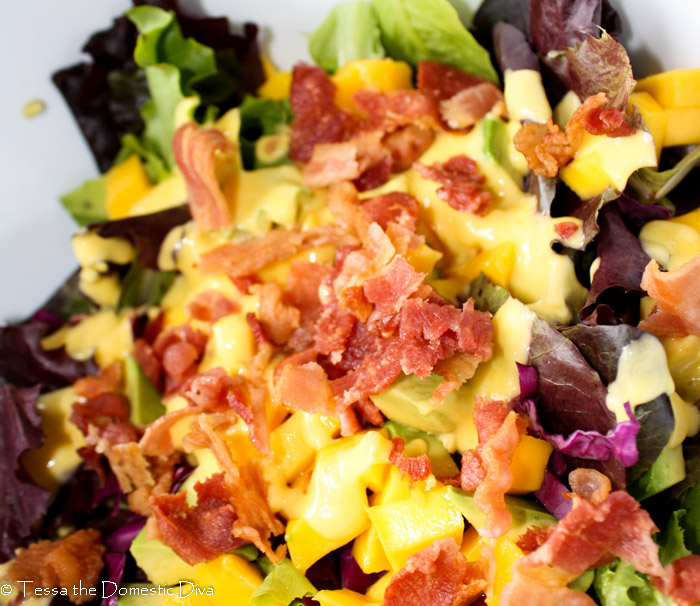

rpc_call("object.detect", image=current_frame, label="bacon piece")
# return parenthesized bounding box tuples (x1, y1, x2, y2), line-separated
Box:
(514, 120, 574, 178)
(361, 191, 419, 232)
(414, 155, 492, 215)
(500, 565, 596, 606)
(187, 290, 239, 323)
(461, 398, 525, 538)
(151, 473, 245, 565)
(289, 64, 356, 163)
(6, 529, 105, 605)
(152, 324, 208, 394)
(573, 92, 635, 138)
(440, 84, 506, 130)
(389, 437, 432, 481)
(363, 255, 426, 315)
(126, 452, 178, 517)
(431, 352, 481, 403)
(73, 361, 123, 399)
(382, 124, 436, 173)
(70, 392, 130, 435)
(185, 415, 284, 559)
(275, 361, 336, 416)
(516, 526, 552, 554)
(521, 490, 663, 577)
(650, 555, 700, 606)
(173, 122, 235, 230)
(569, 468, 611, 505)
(383, 538, 486, 606)
(251, 282, 301, 345)
(315, 302, 356, 360)
(246, 312, 271, 346)
(417, 61, 489, 101)
(285, 260, 333, 351)
(639, 257, 700, 338)
(303, 130, 387, 189)
(139, 403, 211, 456)
(554, 221, 579, 239)
(354, 155, 393, 191)
(200, 225, 358, 277)
(133, 338, 162, 390)
(355, 89, 440, 131)
(231, 274, 262, 295)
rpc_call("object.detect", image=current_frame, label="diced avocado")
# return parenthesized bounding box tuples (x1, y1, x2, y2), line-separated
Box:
(483, 114, 523, 187)
(250, 559, 316, 606)
(370, 374, 457, 434)
(255, 129, 291, 166)
(124, 356, 166, 425)
(383, 420, 459, 477)
(446, 486, 556, 538)
(130, 526, 197, 586)
(628, 445, 686, 501)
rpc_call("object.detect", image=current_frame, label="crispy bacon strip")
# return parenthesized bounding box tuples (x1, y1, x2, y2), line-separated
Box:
(639, 256, 700, 337)
(414, 155, 492, 215)
(521, 490, 663, 577)
(6, 529, 105, 605)
(650, 555, 700, 606)
(151, 473, 245, 565)
(250, 282, 301, 345)
(73, 361, 122, 399)
(173, 122, 236, 230)
(275, 361, 336, 416)
(500, 565, 596, 606)
(516, 526, 552, 554)
(431, 352, 481, 403)
(383, 124, 436, 173)
(152, 324, 208, 394)
(187, 290, 239, 323)
(389, 437, 432, 481)
(440, 83, 506, 130)
(461, 397, 525, 538)
(200, 225, 358, 277)
(383, 538, 486, 606)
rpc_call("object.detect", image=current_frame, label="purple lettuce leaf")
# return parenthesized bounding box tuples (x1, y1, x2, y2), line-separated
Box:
(493, 21, 538, 73)
(474, 0, 530, 41)
(534, 470, 573, 519)
(551, 32, 635, 110)
(529, 174, 558, 215)
(30, 269, 98, 326)
(626, 395, 675, 482)
(94, 204, 191, 269)
(102, 554, 126, 606)
(529, 0, 602, 57)
(0, 323, 98, 391)
(0, 384, 52, 562)
(527, 318, 616, 435)
(339, 546, 385, 594)
(171, 462, 195, 493)
(515, 396, 640, 466)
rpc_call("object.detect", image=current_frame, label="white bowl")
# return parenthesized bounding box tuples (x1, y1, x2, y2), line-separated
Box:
(0, 0, 697, 323)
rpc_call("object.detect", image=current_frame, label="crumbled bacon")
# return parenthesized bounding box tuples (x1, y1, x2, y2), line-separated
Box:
(500, 565, 596, 606)
(639, 257, 700, 338)
(73, 361, 123, 400)
(389, 437, 432, 481)
(70, 392, 131, 435)
(173, 122, 236, 230)
(151, 473, 245, 565)
(354, 155, 393, 191)
(152, 324, 208, 394)
(250, 282, 301, 345)
(133, 338, 162, 390)
(521, 490, 663, 577)
(417, 61, 489, 101)
(382, 124, 436, 173)
(383, 538, 486, 606)
(414, 155, 492, 215)
(516, 526, 552, 554)
(440, 84, 506, 130)
(246, 312, 271, 346)
(275, 361, 336, 416)
(361, 191, 419, 232)
(573, 92, 635, 138)
(200, 226, 357, 277)
(231, 274, 262, 295)
(285, 260, 333, 351)
(461, 398, 525, 538)
(363, 255, 426, 315)
(289, 64, 356, 163)
(187, 290, 239, 323)
(314, 302, 356, 360)
(431, 352, 481, 403)
(554, 221, 579, 240)
(6, 529, 105, 605)
(650, 555, 700, 606)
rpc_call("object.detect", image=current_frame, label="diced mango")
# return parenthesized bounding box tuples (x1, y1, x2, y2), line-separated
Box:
(405, 243, 443, 275)
(635, 68, 700, 109)
(671, 206, 700, 233)
(560, 130, 657, 199)
(199, 313, 254, 376)
(106, 154, 153, 219)
(509, 435, 553, 495)
(460, 526, 482, 561)
(353, 525, 392, 574)
(365, 573, 393, 602)
(663, 106, 700, 147)
(661, 334, 700, 403)
(628, 91, 668, 159)
(368, 487, 464, 571)
(458, 242, 516, 288)
(331, 58, 412, 113)
(315, 589, 380, 606)
(286, 518, 347, 574)
(258, 56, 292, 100)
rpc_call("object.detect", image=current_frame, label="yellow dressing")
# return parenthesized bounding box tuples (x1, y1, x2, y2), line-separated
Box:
(503, 69, 552, 123)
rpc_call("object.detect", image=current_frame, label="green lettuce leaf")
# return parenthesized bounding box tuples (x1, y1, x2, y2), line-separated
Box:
(370, 0, 498, 83)
(679, 481, 700, 554)
(629, 144, 700, 204)
(250, 559, 316, 606)
(309, 0, 385, 73)
(60, 174, 108, 226)
(594, 560, 673, 606)
(239, 96, 294, 169)
(658, 509, 692, 566)
(117, 260, 177, 311)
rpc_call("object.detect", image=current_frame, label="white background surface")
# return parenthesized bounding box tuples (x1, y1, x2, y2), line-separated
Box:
(0, 0, 698, 323)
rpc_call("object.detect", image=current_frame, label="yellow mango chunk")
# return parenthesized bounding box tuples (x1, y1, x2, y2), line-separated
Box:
(199, 313, 254, 377)
(671, 206, 700, 233)
(509, 434, 553, 495)
(636, 68, 700, 109)
(458, 242, 516, 288)
(285, 518, 345, 575)
(315, 589, 380, 606)
(258, 56, 292, 100)
(106, 154, 153, 219)
(353, 525, 392, 574)
(560, 130, 656, 199)
(663, 107, 700, 147)
(628, 91, 667, 159)
(405, 242, 443, 275)
(367, 487, 464, 571)
(332, 58, 412, 112)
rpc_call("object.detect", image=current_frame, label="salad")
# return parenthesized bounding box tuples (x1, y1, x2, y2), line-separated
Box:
(2, 0, 700, 605)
